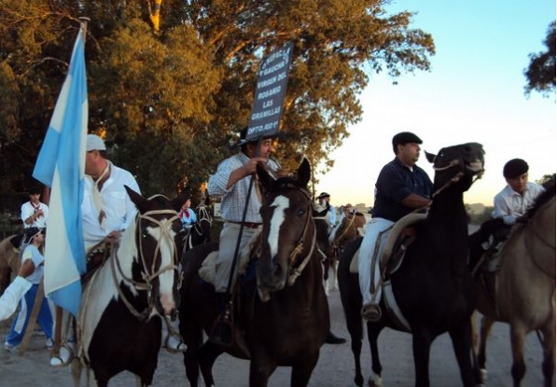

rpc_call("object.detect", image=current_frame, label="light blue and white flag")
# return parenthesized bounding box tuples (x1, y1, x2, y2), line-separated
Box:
(33, 27, 88, 317)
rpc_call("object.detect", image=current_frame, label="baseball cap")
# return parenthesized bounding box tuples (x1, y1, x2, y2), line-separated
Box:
(86, 134, 106, 152)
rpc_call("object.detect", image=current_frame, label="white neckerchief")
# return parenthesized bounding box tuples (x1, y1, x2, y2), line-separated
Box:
(87, 161, 111, 229)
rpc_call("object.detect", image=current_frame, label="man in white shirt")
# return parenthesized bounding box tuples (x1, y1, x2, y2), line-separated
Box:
(21, 187, 49, 229)
(492, 158, 545, 225)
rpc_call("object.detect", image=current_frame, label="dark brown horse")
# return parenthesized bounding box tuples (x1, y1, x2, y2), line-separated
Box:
(72, 187, 186, 387)
(338, 142, 485, 387)
(472, 184, 555, 387)
(179, 158, 330, 386)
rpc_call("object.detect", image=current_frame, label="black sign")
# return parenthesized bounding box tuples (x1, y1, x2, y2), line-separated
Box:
(246, 41, 293, 141)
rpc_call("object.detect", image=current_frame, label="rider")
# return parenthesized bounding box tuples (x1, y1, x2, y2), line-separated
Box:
(50, 134, 185, 367)
(178, 196, 197, 232)
(317, 192, 337, 226)
(359, 132, 433, 321)
(469, 158, 545, 265)
(207, 128, 346, 345)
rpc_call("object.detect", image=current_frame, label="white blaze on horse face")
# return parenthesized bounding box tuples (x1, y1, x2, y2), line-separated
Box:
(147, 219, 177, 315)
(268, 195, 289, 258)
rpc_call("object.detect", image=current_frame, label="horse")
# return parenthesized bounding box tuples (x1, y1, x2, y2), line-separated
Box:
(324, 211, 366, 294)
(337, 142, 485, 387)
(179, 158, 331, 386)
(72, 187, 187, 387)
(0, 233, 24, 294)
(472, 184, 555, 387)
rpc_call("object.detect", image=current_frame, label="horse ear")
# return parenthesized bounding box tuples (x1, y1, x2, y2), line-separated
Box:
(297, 158, 311, 187)
(257, 162, 275, 192)
(425, 151, 436, 164)
(125, 185, 148, 213)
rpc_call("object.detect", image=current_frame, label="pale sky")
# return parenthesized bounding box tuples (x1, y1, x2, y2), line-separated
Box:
(316, 0, 556, 207)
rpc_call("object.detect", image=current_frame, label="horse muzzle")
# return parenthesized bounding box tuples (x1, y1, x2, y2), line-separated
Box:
(256, 257, 287, 292)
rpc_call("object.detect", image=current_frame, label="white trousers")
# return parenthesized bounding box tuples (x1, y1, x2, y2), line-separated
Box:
(214, 222, 261, 293)
(358, 217, 394, 305)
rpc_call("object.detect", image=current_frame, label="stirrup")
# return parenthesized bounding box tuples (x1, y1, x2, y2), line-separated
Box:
(50, 343, 74, 368)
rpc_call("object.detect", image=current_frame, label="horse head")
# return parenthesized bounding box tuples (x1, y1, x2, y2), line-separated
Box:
(123, 186, 187, 318)
(425, 142, 485, 193)
(256, 158, 316, 292)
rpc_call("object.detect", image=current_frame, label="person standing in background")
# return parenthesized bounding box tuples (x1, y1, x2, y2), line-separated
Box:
(21, 187, 49, 230)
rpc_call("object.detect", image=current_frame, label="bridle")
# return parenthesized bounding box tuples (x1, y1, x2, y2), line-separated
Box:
(111, 209, 180, 321)
(265, 184, 318, 286)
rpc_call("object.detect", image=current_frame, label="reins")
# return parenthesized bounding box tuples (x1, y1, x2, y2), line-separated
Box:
(110, 209, 180, 321)
(287, 201, 317, 286)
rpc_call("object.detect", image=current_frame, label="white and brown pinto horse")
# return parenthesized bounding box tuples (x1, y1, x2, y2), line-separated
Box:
(474, 184, 555, 387)
(74, 187, 186, 387)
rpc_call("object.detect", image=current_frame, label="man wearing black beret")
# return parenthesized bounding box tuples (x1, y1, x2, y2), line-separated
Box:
(359, 131, 433, 321)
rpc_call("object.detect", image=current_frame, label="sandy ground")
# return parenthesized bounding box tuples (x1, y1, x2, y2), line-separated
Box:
(0, 226, 549, 387)
(0, 288, 548, 387)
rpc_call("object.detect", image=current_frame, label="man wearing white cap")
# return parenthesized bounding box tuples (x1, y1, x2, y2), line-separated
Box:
(51, 134, 186, 367)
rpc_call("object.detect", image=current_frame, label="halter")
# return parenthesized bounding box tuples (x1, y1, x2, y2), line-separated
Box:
(111, 209, 180, 321)
(284, 193, 317, 286)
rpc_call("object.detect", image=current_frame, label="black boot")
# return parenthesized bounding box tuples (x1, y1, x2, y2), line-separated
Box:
(209, 293, 233, 347)
(325, 330, 346, 345)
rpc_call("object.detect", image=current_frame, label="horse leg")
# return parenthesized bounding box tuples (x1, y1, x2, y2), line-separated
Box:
(367, 322, 384, 387)
(448, 320, 476, 387)
(332, 258, 339, 291)
(290, 352, 319, 387)
(249, 350, 277, 387)
(198, 342, 224, 387)
(509, 323, 527, 387)
(411, 331, 433, 387)
(541, 320, 556, 387)
(478, 315, 494, 381)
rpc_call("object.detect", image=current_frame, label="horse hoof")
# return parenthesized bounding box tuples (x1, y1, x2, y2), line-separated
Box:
(361, 303, 382, 322)
(480, 368, 487, 382)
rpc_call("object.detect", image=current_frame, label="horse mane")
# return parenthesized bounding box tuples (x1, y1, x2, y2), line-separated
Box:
(526, 183, 556, 219)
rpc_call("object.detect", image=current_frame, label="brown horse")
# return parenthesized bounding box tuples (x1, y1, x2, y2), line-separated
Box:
(473, 184, 555, 387)
(0, 234, 23, 294)
(324, 211, 366, 294)
(179, 158, 330, 386)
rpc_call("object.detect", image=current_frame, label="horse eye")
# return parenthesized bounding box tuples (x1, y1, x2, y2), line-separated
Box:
(297, 209, 305, 216)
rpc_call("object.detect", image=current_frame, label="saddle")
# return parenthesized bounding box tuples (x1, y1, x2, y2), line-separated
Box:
(349, 213, 426, 274)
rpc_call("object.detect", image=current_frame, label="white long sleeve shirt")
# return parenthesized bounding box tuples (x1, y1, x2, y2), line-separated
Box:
(492, 182, 545, 225)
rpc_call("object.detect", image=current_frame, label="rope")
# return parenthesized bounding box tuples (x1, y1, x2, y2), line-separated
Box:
(109, 209, 180, 321)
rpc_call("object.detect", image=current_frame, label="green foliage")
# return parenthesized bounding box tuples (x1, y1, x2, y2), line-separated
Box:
(0, 0, 434, 209)
(524, 21, 556, 97)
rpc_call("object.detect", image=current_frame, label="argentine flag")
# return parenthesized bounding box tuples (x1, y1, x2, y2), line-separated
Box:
(33, 27, 88, 317)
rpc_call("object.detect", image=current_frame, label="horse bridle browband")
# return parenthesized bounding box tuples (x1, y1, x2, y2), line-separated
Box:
(111, 209, 180, 321)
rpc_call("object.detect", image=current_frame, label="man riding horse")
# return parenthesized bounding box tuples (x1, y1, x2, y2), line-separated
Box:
(207, 128, 345, 346)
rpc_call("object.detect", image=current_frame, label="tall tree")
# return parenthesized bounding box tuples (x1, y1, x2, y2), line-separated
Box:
(0, 0, 434, 210)
(524, 21, 556, 97)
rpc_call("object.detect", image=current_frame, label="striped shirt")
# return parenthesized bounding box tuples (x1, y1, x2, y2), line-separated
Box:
(208, 152, 280, 223)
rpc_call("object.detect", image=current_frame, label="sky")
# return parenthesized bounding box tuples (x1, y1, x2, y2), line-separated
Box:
(315, 0, 556, 207)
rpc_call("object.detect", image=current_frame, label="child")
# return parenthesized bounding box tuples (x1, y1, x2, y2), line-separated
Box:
(4, 227, 53, 353)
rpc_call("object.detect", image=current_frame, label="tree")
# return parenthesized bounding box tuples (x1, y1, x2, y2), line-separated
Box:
(0, 0, 434, 210)
(524, 21, 556, 97)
